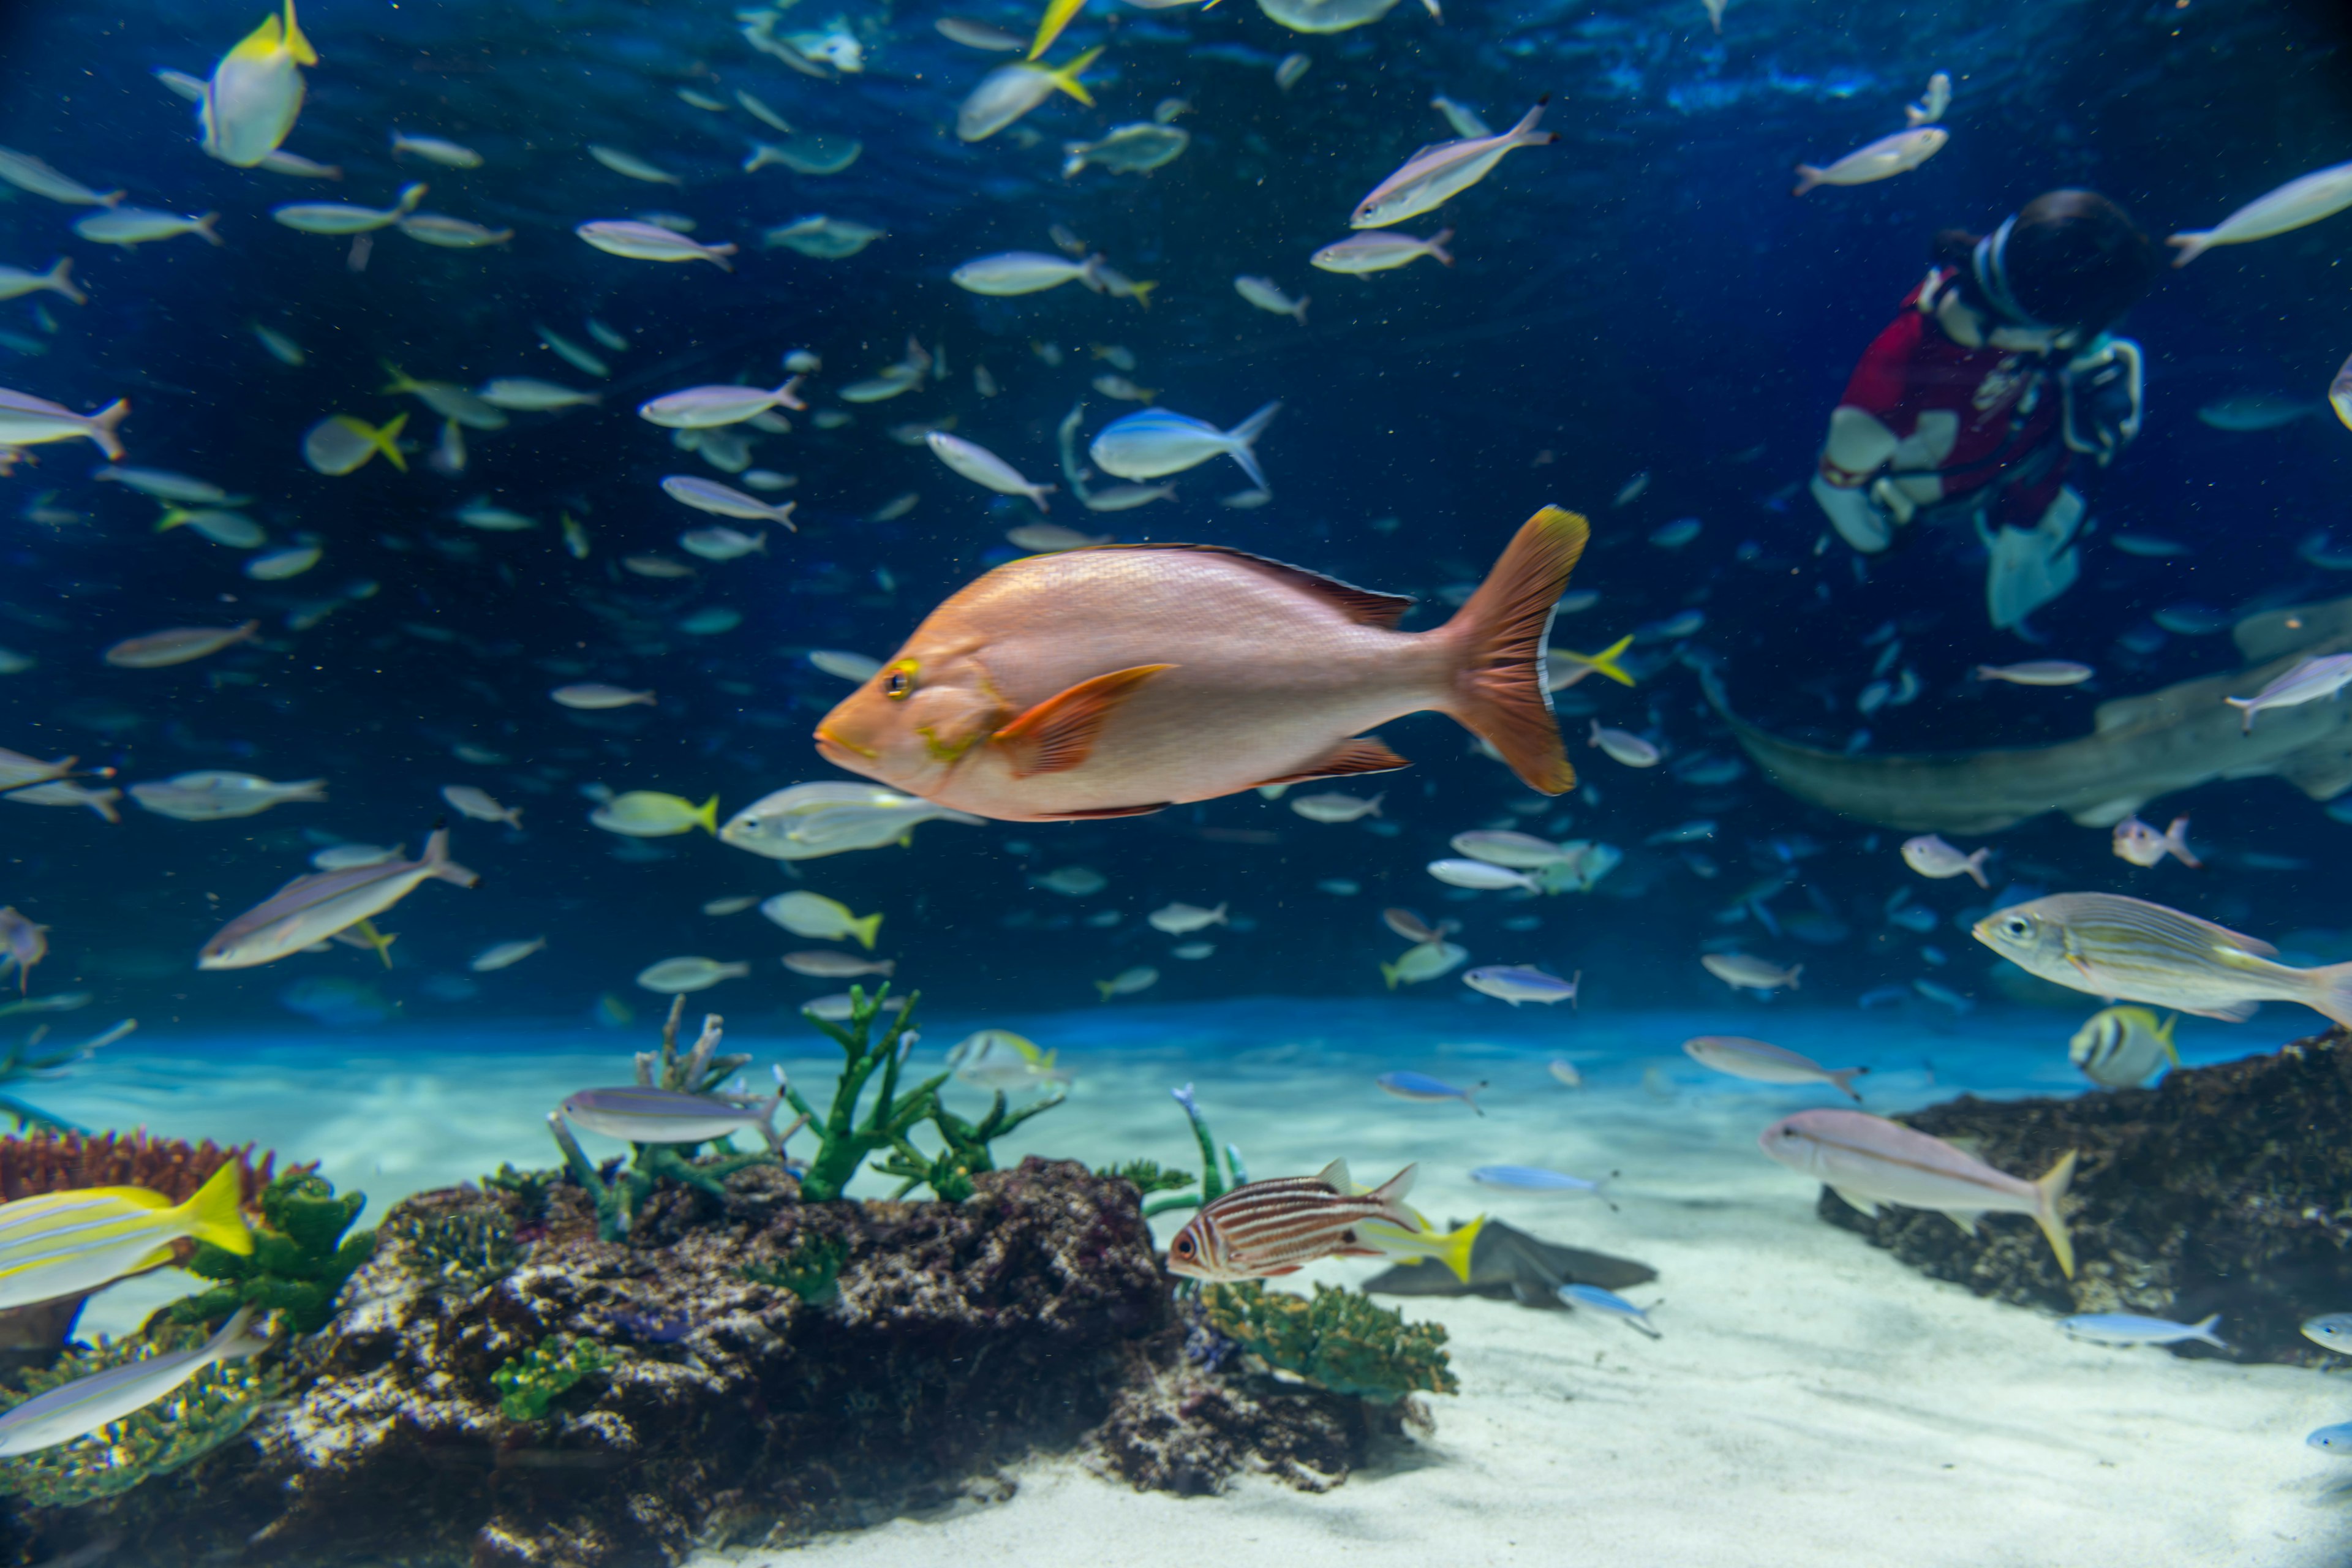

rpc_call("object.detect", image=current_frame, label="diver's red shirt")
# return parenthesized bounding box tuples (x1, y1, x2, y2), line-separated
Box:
(1836, 268, 2067, 522)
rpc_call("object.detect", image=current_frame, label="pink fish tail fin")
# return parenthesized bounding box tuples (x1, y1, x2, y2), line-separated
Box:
(1427, 228, 1455, 266)
(2034, 1149, 2078, 1278)
(1792, 165, 1823, 196)
(2302, 961, 2352, 1028)
(1370, 1162, 1419, 1225)
(2166, 232, 2211, 268)
(88, 398, 131, 459)
(1439, 506, 1587, 794)
(2166, 817, 2203, 868)
(1964, 850, 1989, 889)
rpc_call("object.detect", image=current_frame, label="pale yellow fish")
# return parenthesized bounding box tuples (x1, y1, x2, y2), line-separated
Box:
(202, 0, 318, 168)
(760, 891, 883, 948)
(0, 1159, 251, 1310)
(589, 791, 717, 837)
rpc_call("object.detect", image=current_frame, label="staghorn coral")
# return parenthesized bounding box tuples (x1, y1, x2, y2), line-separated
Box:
(168, 1172, 375, 1336)
(779, 984, 951, 1202)
(1101, 1159, 1195, 1197)
(0, 1319, 284, 1510)
(491, 1336, 619, 1422)
(1197, 1282, 1458, 1404)
(1137, 1083, 1247, 1219)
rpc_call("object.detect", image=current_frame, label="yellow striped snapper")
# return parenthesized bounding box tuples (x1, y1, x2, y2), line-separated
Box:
(0, 1305, 270, 1457)
(1974, 892, 2352, 1025)
(2068, 1006, 2179, 1088)
(1166, 1158, 1419, 1281)
(1761, 1108, 2077, 1276)
(198, 826, 478, 969)
(0, 1159, 251, 1309)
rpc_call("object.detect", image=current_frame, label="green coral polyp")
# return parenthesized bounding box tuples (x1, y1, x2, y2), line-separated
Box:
(739, 1234, 848, 1302)
(1202, 1283, 1460, 1404)
(171, 1170, 375, 1336)
(492, 1336, 619, 1422)
(383, 1202, 521, 1294)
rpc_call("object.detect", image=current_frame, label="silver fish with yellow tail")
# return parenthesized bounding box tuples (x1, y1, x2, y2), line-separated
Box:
(1974, 892, 2352, 1026)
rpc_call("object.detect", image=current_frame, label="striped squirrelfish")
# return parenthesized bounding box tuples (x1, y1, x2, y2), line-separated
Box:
(815, 507, 1591, 821)
(198, 826, 478, 968)
(0, 1305, 271, 1457)
(1760, 1108, 2078, 1276)
(0, 1159, 252, 1309)
(1166, 1159, 1419, 1281)
(1973, 892, 2352, 1026)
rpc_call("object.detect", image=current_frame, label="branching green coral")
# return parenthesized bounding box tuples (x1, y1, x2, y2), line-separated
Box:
(1102, 1158, 1196, 1196)
(0, 1321, 284, 1507)
(878, 1087, 1065, 1202)
(480, 1163, 562, 1223)
(778, 986, 952, 1202)
(546, 1000, 791, 1240)
(1201, 1283, 1458, 1404)
(739, 1234, 847, 1303)
(170, 1171, 375, 1335)
(492, 1336, 618, 1422)
(1140, 1084, 1247, 1218)
(383, 1203, 520, 1294)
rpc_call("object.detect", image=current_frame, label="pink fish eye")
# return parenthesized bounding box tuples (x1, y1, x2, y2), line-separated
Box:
(884, 671, 912, 698)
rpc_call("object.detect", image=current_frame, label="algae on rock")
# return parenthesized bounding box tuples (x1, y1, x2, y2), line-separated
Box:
(492, 1335, 619, 1422)
(1199, 1282, 1458, 1403)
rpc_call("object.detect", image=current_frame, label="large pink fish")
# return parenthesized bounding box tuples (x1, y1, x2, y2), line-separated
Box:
(813, 507, 1589, 821)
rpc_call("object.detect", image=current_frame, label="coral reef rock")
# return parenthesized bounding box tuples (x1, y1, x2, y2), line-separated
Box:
(1817, 1025, 2352, 1363)
(84, 1157, 1194, 1566)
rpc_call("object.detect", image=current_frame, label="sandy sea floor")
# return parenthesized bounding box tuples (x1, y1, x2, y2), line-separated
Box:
(36, 997, 2352, 1568)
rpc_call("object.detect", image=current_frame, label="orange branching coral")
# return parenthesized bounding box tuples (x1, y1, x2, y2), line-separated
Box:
(0, 1130, 293, 1207)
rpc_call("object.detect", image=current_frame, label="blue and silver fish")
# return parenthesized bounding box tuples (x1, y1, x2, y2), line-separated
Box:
(1462, 966, 1580, 1006)
(1558, 1283, 1660, 1338)
(0, 1306, 271, 1456)
(1470, 1164, 1610, 1197)
(2061, 1313, 2226, 1350)
(1376, 1071, 1484, 1114)
(2304, 1313, 2352, 1353)
(1089, 403, 1280, 489)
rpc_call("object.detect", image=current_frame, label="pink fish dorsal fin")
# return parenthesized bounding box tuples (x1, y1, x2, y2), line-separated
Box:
(992, 664, 1176, 777)
(1251, 736, 1411, 790)
(1316, 1157, 1353, 1191)
(1087, 543, 1415, 629)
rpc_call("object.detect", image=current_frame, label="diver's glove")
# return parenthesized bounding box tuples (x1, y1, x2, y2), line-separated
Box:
(1811, 467, 1904, 554)
(2062, 336, 2144, 465)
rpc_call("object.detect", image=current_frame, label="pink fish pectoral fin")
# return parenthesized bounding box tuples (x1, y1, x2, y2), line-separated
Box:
(990, 663, 1177, 778)
(1828, 1188, 1881, 1219)
(1250, 736, 1411, 789)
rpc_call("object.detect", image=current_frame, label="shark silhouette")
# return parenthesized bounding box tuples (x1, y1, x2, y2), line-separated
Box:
(1704, 596, 2352, 834)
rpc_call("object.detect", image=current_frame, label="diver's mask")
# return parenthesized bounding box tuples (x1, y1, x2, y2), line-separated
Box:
(1970, 217, 2084, 354)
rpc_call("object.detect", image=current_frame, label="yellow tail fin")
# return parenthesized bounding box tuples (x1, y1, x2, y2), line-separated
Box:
(1379, 962, 1402, 990)
(1434, 1213, 1483, 1284)
(1028, 0, 1087, 60)
(2156, 1013, 2180, 1066)
(371, 412, 410, 472)
(850, 911, 883, 950)
(1567, 633, 1637, 687)
(2033, 1149, 2077, 1279)
(156, 507, 192, 533)
(1049, 45, 1104, 108)
(693, 795, 720, 834)
(177, 1159, 254, 1257)
(282, 0, 318, 66)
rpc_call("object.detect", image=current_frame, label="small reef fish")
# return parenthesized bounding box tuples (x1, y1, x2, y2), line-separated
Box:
(0, 908, 45, 994)
(470, 937, 546, 972)
(1311, 230, 1453, 274)
(720, 781, 982, 860)
(1292, 791, 1382, 822)
(1547, 636, 1636, 692)
(440, 785, 521, 827)
(590, 792, 717, 837)
(2225, 654, 2352, 731)
(103, 621, 258, 668)
(1976, 660, 2092, 686)
(1376, 1071, 1484, 1113)
(1558, 1284, 1660, 1338)
(561, 1083, 791, 1145)
(1471, 1165, 1608, 1196)
(575, 221, 736, 270)
(1683, 1035, 1864, 1099)
(1762, 1108, 2077, 1276)
(129, 772, 323, 821)
(397, 214, 511, 248)
(937, 16, 1025, 50)
(662, 476, 799, 528)
(0, 147, 123, 208)
(1463, 965, 1578, 1006)
(1792, 127, 1947, 195)
(1148, 902, 1228, 935)
(1906, 71, 1951, 126)
(1095, 965, 1159, 1000)
(814, 508, 1589, 818)
(0, 258, 83, 306)
(1092, 404, 1281, 488)
(0, 1305, 270, 1457)
(1381, 939, 1466, 989)
(1063, 124, 1190, 179)
(1901, 833, 1989, 888)
(639, 382, 804, 430)
(98, 466, 241, 504)
(157, 507, 264, 548)
(0, 386, 130, 459)
(587, 144, 680, 186)
(1032, 865, 1108, 897)
(2061, 1313, 2226, 1350)
(782, 951, 894, 979)
(2302, 1314, 2352, 1352)
(244, 543, 320, 579)
(1547, 1058, 1583, 1088)
(390, 130, 481, 167)
(1452, 829, 1569, 868)
(956, 49, 1103, 143)
(811, 651, 883, 682)
(1702, 952, 1801, 993)
(703, 895, 758, 917)
(1166, 1158, 1419, 1281)
(2111, 815, 2198, 869)
(1006, 522, 1106, 551)
(273, 182, 425, 234)
(1351, 102, 1556, 228)
(952, 252, 1106, 296)
(477, 378, 597, 412)
(551, 684, 654, 710)
(1234, 276, 1310, 323)
(199, 827, 477, 968)
(2168, 159, 2352, 266)
(680, 527, 769, 562)
(311, 843, 395, 871)
(0, 1158, 251, 1309)
(301, 413, 407, 476)
(1588, 722, 1659, 767)
(2310, 1423, 2352, 1455)
(634, 958, 750, 993)
(946, 1029, 1071, 1090)
(1428, 858, 1539, 891)
(1975, 893, 2352, 1025)
(761, 891, 882, 948)
(2067, 1006, 2180, 1087)
(929, 432, 1055, 510)
(201, 0, 316, 168)
(1354, 1213, 1483, 1283)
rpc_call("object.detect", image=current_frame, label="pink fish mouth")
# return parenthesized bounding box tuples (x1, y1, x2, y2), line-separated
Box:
(813, 726, 875, 765)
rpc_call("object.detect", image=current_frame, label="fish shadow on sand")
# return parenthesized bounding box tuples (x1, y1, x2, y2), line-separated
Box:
(1363, 1219, 1656, 1308)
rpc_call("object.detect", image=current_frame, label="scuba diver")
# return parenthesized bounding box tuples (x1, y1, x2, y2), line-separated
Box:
(1811, 189, 2160, 631)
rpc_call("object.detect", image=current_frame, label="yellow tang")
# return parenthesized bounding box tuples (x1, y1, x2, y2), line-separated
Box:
(0, 1160, 252, 1310)
(590, 791, 718, 838)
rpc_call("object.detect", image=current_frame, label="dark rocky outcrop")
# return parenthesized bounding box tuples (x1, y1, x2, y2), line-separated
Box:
(1817, 1025, 2352, 1363)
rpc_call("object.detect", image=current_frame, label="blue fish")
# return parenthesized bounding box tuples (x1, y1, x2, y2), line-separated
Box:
(2061, 1313, 2226, 1350)
(1089, 403, 1280, 489)
(1469, 1164, 1608, 1197)
(1558, 1283, 1660, 1338)
(2310, 1422, 2352, 1454)
(1376, 1071, 1483, 1115)
(2304, 1313, 2352, 1352)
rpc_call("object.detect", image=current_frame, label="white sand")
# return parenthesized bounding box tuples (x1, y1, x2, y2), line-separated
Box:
(36, 1001, 2352, 1566)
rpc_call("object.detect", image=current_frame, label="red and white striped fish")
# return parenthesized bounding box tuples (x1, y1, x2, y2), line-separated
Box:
(1166, 1159, 1417, 1282)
